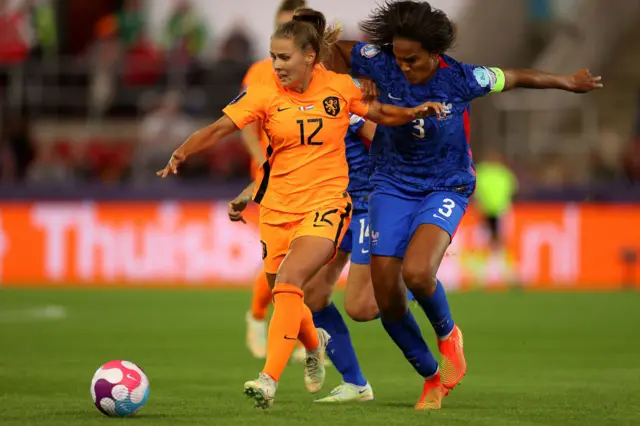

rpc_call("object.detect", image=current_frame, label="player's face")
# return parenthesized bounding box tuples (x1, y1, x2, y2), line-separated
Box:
(270, 37, 314, 88)
(275, 11, 295, 28)
(392, 38, 439, 84)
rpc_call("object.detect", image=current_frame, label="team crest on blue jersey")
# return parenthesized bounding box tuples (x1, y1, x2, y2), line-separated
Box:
(360, 44, 380, 58)
(473, 67, 495, 89)
(228, 90, 247, 105)
(323, 96, 340, 117)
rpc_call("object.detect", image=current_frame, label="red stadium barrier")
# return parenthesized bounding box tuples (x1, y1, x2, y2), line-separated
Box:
(0, 202, 638, 289)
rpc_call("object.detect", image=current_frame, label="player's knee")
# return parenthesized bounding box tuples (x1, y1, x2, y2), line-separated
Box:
(276, 267, 307, 288)
(345, 299, 379, 322)
(402, 262, 438, 296)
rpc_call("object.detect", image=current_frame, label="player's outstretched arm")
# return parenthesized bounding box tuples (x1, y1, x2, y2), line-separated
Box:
(364, 100, 448, 126)
(157, 115, 239, 178)
(501, 68, 603, 93)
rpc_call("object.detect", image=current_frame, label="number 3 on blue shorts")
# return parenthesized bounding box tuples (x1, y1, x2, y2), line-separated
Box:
(418, 192, 468, 238)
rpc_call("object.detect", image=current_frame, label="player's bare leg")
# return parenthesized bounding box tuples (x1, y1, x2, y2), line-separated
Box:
(371, 256, 408, 321)
(344, 263, 378, 322)
(403, 224, 466, 391)
(244, 236, 334, 408)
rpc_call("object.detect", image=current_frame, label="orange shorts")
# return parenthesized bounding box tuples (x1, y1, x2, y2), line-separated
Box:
(259, 198, 353, 274)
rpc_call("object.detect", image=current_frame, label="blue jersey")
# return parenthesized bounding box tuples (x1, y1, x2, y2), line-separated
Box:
(345, 114, 372, 211)
(351, 42, 502, 198)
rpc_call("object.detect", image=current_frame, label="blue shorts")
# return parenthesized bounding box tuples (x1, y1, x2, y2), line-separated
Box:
(369, 191, 469, 258)
(338, 210, 370, 265)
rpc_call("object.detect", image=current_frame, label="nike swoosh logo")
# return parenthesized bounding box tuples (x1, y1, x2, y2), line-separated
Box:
(358, 388, 369, 394)
(433, 214, 446, 221)
(126, 374, 137, 381)
(284, 335, 297, 340)
(361, 249, 369, 254)
(388, 94, 402, 100)
(277, 107, 291, 112)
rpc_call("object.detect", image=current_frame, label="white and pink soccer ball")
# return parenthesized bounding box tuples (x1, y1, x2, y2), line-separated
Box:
(90, 360, 150, 417)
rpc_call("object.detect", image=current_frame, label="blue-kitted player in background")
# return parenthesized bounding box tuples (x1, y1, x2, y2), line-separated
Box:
(327, 0, 603, 410)
(302, 113, 377, 403)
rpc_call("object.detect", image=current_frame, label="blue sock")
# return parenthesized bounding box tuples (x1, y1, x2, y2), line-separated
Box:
(381, 310, 439, 377)
(312, 303, 367, 386)
(414, 280, 454, 338)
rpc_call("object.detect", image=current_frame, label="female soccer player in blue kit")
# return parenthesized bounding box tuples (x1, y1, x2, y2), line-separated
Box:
(327, 0, 603, 410)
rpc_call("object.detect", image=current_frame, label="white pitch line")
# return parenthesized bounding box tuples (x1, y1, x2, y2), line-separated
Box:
(0, 305, 68, 323)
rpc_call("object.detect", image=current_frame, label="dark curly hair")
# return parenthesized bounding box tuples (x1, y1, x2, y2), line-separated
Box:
(358, 1, 455, 54)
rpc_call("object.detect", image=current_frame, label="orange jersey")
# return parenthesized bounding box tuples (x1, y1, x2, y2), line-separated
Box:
(224, 65, 369, 213)
(241, 58, 276, 178)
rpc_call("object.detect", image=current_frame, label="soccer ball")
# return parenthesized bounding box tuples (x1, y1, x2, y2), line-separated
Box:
(90, 360, 150, 417)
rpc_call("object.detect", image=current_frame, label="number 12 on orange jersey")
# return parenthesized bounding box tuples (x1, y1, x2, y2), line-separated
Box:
(297, 118, 324, 145)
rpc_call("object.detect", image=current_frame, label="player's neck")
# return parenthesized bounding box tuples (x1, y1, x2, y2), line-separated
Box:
(416, 58, 441, 85)
(289, 66, 316, 93)
(419, 67, 438, 85)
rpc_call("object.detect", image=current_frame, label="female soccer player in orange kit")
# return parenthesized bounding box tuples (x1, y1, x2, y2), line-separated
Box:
(240, 0, 308, 362)
(158, 14, 447, 408)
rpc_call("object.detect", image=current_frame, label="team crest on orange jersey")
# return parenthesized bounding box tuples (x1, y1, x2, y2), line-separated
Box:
(322, 97, 340, 117)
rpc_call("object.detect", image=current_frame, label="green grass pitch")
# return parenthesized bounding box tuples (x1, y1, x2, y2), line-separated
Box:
(1, 289, 639, 425)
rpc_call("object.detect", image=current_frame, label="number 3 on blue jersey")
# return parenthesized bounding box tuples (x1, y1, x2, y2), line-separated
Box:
(438, 198, 456, 217)
(412, 119, 425, 138)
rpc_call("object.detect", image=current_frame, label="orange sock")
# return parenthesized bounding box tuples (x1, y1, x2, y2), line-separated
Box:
(250, 271, 272, 321)
(298, 303, 319, 351)
(263, 284, 304, 381)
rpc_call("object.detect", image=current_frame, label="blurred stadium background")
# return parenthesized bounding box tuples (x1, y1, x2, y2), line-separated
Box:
(1, 0, 640, 424)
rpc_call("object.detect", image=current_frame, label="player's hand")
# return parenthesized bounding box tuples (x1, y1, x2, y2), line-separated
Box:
(566, 69, 603, 93)
(228, 195, 250, 224)
(157, 151, 186, 178)
(358, 78, 379, 103)
(413, 102, 449, 120)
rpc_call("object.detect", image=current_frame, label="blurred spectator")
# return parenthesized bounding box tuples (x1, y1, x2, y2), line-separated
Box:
(207, 27, 253, 114)
(22, 0, 58, 58)
(163, 0, 208, 58)
(135, 91, 197, 180)
(0, 0, 30, 65)
(95, 0, 145, 50)
(162, 0, 208, 89)
(91, 0, 162, 117)
(0, 111, 36, 182)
